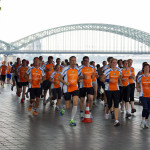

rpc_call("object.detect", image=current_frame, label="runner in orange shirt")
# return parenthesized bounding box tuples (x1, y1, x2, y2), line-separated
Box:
(39, 56, 44, 99)
(42, 56, 55, 105)
(6, 62, 11, 84)
(59, 56, 79, 126)
(136, 62, 148, 104)
(90, 61, 98, 105)
(49, 65, 61, 110)
(79, 56, 94, 118)
(17, 59, 29, 103)
(0, 61, 7, 88)
(101, 58, 122, 126)
(25, 57, 45, 115)
(128, 59, 136, 113)
(137, 63, 150, 128)
(56, 58, 64, 91)
(11, 58, 21, 95)
(120, 60, 132, 118)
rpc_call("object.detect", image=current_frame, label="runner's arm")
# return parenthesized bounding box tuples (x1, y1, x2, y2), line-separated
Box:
(58, 74, 70, 85)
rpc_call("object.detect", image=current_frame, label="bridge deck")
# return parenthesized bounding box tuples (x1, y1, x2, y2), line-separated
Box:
(0, 84, 149, 150)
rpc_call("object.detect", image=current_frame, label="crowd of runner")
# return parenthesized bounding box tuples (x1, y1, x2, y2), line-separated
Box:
(0, 56, 150, 128)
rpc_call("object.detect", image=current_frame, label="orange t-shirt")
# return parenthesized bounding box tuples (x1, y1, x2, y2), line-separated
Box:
(44, 63, 54, 79)
(1, 65, 7, 75)
(79, 65, 94, 88)
(51, 72, 61, 89)
(18, 66, 28, 82)
(121, 69, 131, 86)
(27, 67, 45, 88)
(129, 67, 135, 84)
(13, 64, 20, 75)
(7, 66, 11, 74)
(138, 75, 150, 97)
(104, 68, 121, 91)
(61, 66, 79, 93)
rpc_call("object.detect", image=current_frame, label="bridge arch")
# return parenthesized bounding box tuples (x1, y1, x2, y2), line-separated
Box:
(10, 23, 150, 51)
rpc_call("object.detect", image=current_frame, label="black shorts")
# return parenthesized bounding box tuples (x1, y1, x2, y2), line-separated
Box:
(129, 83, 135, 101)
(30, 88, 42, 99)
(43, 79, 51, 90)
(64, 90, 79, 101)
(52, 87, 62, 100)
(14, 75, 18, 82)
(119, 85, 130, 102)
(1, 75, 6, 81)
(18, 82, 28, 88)
(14, 75, 19, 86)
(79, 87, 94, 98)
(105, 90, 120, 108)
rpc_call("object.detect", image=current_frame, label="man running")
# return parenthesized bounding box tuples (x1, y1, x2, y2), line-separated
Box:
(128, 59, 136, 113)
(17, 59, 29, 103)
(101, 58, 122, 126)
(59, 56, 79, 126)
(0, 61, 7, 88)
(137, 63, 150, 128)
(79, 56, 94, 118)
(120, 60, 132, 118)
(11, 58, 21, 95)
(90, 61, 98, 105)
(6, 62, 11, 84)
(49, 65, 61, 110)
(25, 57, 45, 115)
(42, 56, 54, 105)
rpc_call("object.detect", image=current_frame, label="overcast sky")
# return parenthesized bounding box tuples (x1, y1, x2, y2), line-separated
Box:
(0, 0, 150, 43)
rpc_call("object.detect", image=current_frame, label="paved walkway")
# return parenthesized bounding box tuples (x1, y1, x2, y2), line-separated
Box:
(0, 84, 149, 150)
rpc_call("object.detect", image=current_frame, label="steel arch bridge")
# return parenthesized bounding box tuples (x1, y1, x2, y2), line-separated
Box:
(1, 23, 150, 54)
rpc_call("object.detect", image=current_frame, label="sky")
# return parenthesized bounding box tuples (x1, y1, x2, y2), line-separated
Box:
(0, 0, 150, 43)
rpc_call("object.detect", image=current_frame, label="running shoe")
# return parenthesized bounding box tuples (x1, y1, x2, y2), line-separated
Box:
(131, 108, 136, 113)
(140, 121, 145, 129)
(105, 114, 109, 119)
(50, 100, 54, 106)
(32, 110, 38, 115)
(21, 99, 24, 103)
(28, 105, 32, 111)
(60, 109, 65, 116)
(17, 92, 21, 97)
(69, 119, 76, 126)
(126, 113, 131, 118)
(11, 85, 13, 91)
(114, 121, 120, 127)
(121, 106, 125, 112)
(145, 121, 149, 128)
